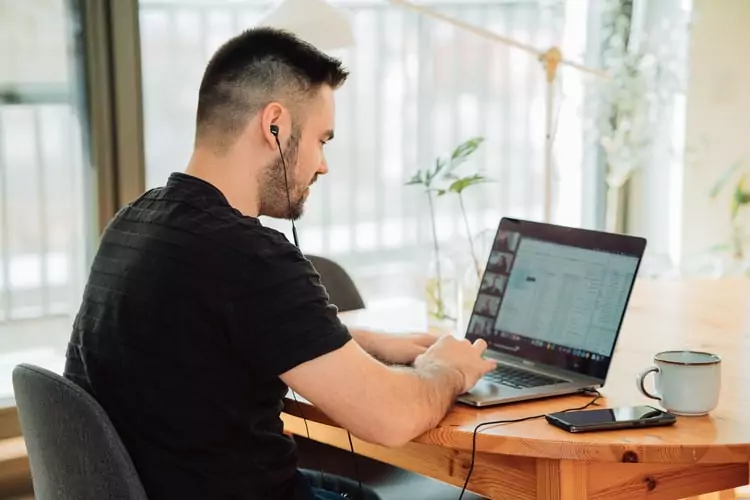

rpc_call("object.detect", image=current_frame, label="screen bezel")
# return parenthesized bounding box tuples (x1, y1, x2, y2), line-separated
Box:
(465, 217, 647, 384)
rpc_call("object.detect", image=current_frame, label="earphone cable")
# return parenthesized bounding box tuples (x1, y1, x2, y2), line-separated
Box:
(458, 389, 602, 500)
(273, 128, 361, 498)
(275, 131, 300, 247)
(346, 431, 363, 499)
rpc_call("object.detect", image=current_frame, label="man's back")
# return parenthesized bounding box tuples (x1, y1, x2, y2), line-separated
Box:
(64, 173, 351, 500)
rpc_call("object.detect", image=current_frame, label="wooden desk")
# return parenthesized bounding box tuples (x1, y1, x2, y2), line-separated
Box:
(282, 279, 750, 500)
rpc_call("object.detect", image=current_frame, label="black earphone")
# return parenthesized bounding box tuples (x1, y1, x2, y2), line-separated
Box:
(271, 123, 362, 499)
(270, 123, 299, 247)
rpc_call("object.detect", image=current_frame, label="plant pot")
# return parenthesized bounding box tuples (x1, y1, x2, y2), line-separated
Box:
(425, 253, 458, 333)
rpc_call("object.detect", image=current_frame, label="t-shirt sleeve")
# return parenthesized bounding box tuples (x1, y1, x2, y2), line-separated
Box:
(226, 238, 352, 378)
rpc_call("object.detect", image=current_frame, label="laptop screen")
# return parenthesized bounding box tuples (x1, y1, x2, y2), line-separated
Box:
(465, 218, 645, 381)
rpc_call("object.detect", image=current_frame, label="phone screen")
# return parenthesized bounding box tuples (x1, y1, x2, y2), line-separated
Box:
(550, 405, 667, 426)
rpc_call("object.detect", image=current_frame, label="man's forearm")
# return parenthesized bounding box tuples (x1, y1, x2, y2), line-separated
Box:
(349, 328, 465, 443)
(410, 360, 465, 422)
(349, 328, 379, 357)
(385, 361, 465, 443)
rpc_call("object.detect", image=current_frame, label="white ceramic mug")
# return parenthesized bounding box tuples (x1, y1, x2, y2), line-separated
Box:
(636, 350, 721, 416)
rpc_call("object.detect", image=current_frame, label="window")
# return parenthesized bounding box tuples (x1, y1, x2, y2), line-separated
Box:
(0, 0, 93, 394)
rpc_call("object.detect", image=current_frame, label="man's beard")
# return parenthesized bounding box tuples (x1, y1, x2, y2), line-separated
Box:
(258, 124, 306, 220)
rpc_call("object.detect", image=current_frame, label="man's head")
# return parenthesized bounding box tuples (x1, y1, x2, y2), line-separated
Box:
(194, 28, 348, 219)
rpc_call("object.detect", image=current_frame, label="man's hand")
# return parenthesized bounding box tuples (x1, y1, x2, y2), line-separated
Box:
(350, 329, 439, 365)
(414, 337, 497, 394)
(281, 336, 496, 447)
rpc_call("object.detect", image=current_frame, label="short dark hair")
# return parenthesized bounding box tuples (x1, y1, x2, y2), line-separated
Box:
(195, 27, 348, 152)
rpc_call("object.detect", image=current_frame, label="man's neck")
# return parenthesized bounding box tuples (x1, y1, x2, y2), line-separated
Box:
(185, 148, 261, 217)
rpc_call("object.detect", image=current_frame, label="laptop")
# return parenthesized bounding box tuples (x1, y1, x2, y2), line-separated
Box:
(458, 217, 646, 407)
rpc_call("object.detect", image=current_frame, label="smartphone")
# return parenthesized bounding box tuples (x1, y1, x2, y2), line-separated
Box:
(545, 405, 677, 433)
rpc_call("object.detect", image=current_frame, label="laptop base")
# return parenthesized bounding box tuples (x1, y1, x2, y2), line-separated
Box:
(457, 379, 600, 408)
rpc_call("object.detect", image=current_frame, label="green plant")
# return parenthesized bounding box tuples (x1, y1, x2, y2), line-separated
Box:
(436, 139, 489, 279)
(709, 159, 749, 259)
(405, 155, 451, 321)
(406, 137, 486, 321)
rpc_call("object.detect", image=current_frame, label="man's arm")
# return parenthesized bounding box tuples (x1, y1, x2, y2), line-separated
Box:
(231, 245, 493, 446)
(280, 336, 494, 448)
(348, 328, 438, 365)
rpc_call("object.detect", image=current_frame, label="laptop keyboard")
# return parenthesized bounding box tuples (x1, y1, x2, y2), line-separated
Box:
(484, 364, 567, 390)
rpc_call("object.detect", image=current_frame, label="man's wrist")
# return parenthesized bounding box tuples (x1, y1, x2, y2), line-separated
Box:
(414, 358, 465, 398)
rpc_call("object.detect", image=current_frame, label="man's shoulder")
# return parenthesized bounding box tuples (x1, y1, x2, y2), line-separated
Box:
(101, 176, 308, 286)
(117, 186, 294, 253)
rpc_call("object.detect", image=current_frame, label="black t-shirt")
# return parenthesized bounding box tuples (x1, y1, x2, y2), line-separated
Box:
(64, 172, 352, 500)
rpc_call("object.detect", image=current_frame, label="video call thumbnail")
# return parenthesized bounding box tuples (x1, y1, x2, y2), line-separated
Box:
(468, 315, 494, 337)
(487, 251, 514, 274)
(493, 230, 520, 253)
(475, 293, 501, 317)
(480, 273, 507, 295)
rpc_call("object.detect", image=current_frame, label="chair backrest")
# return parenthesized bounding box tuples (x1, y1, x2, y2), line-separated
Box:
(306, 255, 365, 312)
(12, 363, 149, 500)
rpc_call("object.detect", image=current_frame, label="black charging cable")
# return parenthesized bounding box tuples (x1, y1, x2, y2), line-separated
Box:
(457, 389, 602, 500)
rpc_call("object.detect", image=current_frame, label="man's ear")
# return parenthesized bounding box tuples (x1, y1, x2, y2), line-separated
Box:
(260, 102, 285, 148)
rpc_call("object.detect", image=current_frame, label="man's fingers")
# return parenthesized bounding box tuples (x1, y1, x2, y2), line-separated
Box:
(415, 333, 439, 347)
(411, 345, 429, 356)
(483, 358, 498, 373)
(472, 339, 495, 373)
(472, 338, 488, 353)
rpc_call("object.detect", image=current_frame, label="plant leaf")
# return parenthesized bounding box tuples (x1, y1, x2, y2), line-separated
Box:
(708, 242, 734, 253)
(406, 136, 485, 190)
(447, 174, 491, 194)
(431, 158, 447, 179)
(443, 137, 485, 177)
(451, 137, 485, 162)
(731, 174, 749, 219)
(405, 170, 424, 186)
(709, 159, 744, 198)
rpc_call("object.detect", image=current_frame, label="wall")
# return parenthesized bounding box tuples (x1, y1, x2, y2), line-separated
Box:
(682, 0, 750, 260)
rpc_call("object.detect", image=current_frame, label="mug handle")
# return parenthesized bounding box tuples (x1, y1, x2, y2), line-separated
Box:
(636, 366, 661, 401)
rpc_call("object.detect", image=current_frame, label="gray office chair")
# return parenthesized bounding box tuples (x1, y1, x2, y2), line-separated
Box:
(307, 255, 365, 312)
(12, 363, 149, 500)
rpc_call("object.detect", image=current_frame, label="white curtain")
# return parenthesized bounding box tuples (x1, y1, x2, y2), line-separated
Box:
(139, 0, 595, 300)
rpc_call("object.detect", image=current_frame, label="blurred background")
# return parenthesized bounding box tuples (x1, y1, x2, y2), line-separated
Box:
(0, 0, 749, 496)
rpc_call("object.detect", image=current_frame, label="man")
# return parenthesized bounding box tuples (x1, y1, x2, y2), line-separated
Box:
(64, 27, 495, 500)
